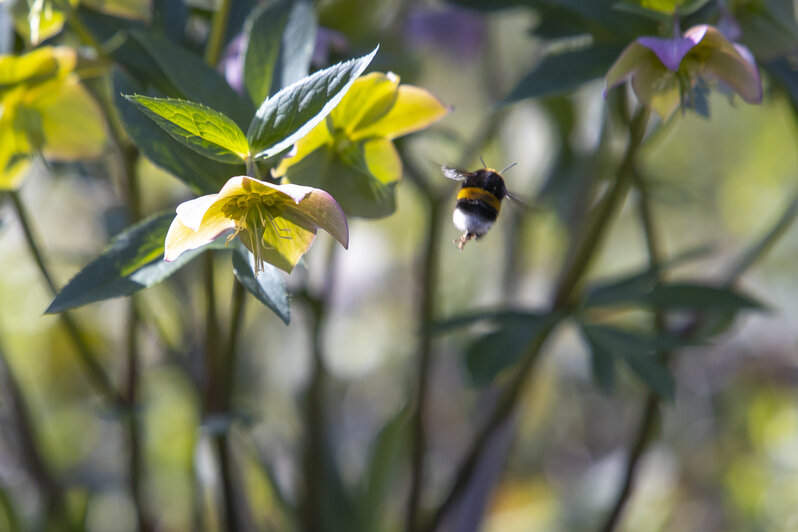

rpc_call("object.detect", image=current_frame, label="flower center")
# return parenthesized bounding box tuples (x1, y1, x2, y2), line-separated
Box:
(332, 128, 352, 154)
(222, 193, 290, 273)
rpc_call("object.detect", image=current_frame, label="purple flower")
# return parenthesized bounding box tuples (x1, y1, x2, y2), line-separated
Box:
(605, 24, 762, 119)
(219, 34, 245, 95)
(403, 6, 485, 61)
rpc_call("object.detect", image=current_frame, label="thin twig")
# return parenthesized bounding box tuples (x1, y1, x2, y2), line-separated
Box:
(8, 191, 122, 405)
(0, 336, 68, 528)
(405, 184, 445, 532)
(597, 166, 666, 532)
(204, 0, 233, 66)
(299, 237, 340, 532)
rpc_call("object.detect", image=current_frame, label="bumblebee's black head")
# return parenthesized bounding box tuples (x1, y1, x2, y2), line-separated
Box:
(463, 169, 507, 201)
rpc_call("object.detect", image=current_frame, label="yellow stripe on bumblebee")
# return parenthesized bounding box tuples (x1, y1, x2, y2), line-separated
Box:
(456, 187, 502, 213)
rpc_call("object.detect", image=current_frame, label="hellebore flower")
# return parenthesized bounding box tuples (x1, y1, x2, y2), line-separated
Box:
(0, 46, 106, 189)
(164, 176, 349, 274)
(605, 24, 762, 119)
(275, 72, 449, 218)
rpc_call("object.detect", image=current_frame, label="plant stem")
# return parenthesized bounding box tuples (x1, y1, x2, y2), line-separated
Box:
(422, 106, 651, 532)
(300, 238, 338, 532)
(124, 302, 150, 532)
(91, 69, 150, 531)
(597, 167, 666, 532)
(553, 107, 651, 309)
(215, 279, 247, 532)
(405, 189, 445, 532)
(0, 336, 67, 529)
(205, 0, 233, 66)
(8, 191, 121, 405)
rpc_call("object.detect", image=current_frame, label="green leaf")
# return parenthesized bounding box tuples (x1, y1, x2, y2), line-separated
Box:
(243, 0, 316, 106)
(737, 0, 798, 59)
(585, 269, 659, 308)
(645, 284, 765, 312)
(725, 191, 798, 283)
(356, 406, 409, 531)
(232, 244, 290, 324)
(125, 95, 250, 163)
(129, 31, 255, 128)
(581, 324, 675, 400)
(113, 69, 244, 194)
(247, 46, 378, 159)
(590, 342, 616, 394)
(46, 212, 226, 313)
(428, 309, 553, 334)
(504, 44, 626, 103)
(463, 313, 555, 386)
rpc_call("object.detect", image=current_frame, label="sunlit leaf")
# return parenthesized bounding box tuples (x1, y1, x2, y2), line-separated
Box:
(125, 95, 250, 163)
(11, 0, 67, 45)
(112, 69, 243, 194)
(247, 46, 377, 159)
(130, 30, 255, 128)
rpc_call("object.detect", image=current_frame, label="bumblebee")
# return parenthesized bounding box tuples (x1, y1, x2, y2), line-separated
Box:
(441, 163, 519, 250)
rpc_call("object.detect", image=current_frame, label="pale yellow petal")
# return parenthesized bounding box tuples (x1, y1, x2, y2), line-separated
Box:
(164, 208, 235, 261)
(330, 72, 400, 135)
(351, 84, 448, 141)
(256, 216, 316, 273)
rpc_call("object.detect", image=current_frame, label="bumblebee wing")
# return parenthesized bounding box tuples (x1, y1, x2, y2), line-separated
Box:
(505, 191, 533, 210)
(441, 166, 471, 181)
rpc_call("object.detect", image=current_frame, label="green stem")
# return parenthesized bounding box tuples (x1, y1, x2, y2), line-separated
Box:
(405, 190, 445, 532)
(553, 107, 651, 309)
(597, 167, 666, 532)
(124, 302, 150, 532)
(422, 106, 652, 532)
(8, 191, 121, 405)
(94, 69, 149, 531)
(204, 0, 233, 66)
(300, 238, 338, 532)
(0, 336, 68, 529)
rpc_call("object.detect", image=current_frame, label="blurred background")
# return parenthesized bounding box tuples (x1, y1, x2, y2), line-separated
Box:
(2, 0, 798, 531)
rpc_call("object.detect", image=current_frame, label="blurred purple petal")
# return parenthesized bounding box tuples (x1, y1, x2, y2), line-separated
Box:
(403, 6, 485, 61)
(219, 33, 245, 94)
(312, 27, 349, 67)
(716, 0, 743, 41)
(638, 31, 703, 72)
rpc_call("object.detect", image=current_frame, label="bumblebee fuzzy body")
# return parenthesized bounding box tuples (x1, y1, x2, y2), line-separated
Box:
(442, 166, 509, 250)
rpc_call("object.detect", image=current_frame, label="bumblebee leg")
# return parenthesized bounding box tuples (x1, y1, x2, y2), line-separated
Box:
(454, 232, 474, 250)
